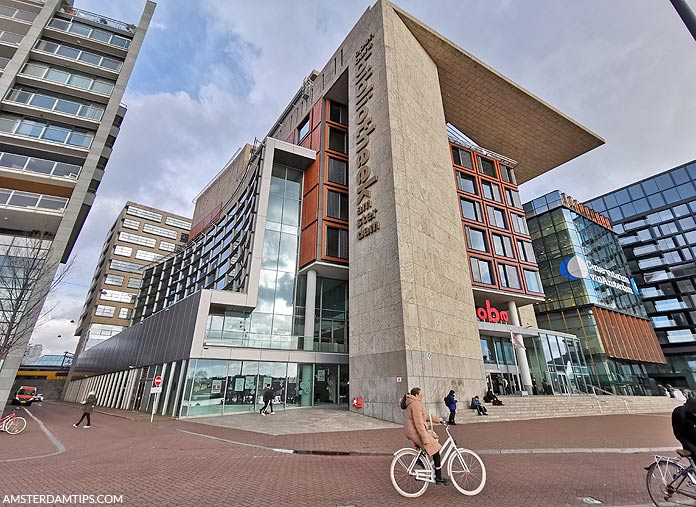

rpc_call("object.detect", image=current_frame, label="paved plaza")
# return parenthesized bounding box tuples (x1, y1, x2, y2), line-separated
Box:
(0, 402, 684, 506)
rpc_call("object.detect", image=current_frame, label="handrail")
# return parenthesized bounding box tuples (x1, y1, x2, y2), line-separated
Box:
(590, 385, 631, 414)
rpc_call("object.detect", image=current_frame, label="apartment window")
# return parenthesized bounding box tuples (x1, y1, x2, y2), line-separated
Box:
(143, 223, 178, 239)
(118, 308, 132, 320)
(0, 114, 94, 148)
(35, 39, 123, 72)
(100, 289, 136, 304)
(510, 213, 529, 235)
(118, 232, 156, 248)
(122, 218, 140, 230)
(104, 274, 124, 286)
(327, 190, 348, 221)
(165, 217, 191, 230)
(297, 115, 310, 140)
(327, 157, 347, 186)
(517, 240, 536, 263)
(481, 181, 502, 203)
(329, 102, 348, 125)
(501, 165, 516, 185)
(524, 269, 543, 293)
(126, 206, 162, 222)
(47, 18, 131, 49)
(460, 198, 483, 222)
(21, 62, 115, 96)
(470, 257, 493, 284)
(328, 128, 347, 154)
(452, 147, 474, 170)
(94, 305, 115, 317)
(492, 234, 515, 258)
(326, 227, 348, 259)
(505, 188, 522, 209)
(465, 227, 488, 252)
(498, 263, 522, 290)
(135, 250, 164, 262)
(113, 245, 132, 257)
(6, 87, 104, 121)
(456, 172, 477, 195)
(159, 241, 176, 252)
(127, 277, 142, 289)
(181, 233, 189, 243)
(478, 157, 497, 178)
(486, 206, 507, 229)
(109, 259, 143, 274)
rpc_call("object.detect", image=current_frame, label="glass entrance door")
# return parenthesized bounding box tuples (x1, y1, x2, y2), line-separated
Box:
(314, 364, 338, 404)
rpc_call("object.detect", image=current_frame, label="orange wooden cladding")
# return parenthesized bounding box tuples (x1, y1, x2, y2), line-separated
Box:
(592, 306, 665, 364)
(299, 222, 317, 268)
(302, 186, 318, 229)
(311, 99, 322, 130)
(303, 157, 319, 196)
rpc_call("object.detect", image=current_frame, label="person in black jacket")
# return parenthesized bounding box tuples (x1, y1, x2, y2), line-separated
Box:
(445, 390, 457, 424)
(673, 397, 696, 455)
(260, 385, 275, 415)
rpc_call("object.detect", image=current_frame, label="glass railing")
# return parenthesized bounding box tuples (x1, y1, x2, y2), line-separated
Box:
(0, 114, 94, 149)
(6, 87, 104, 121)
(0, 5, 37, 23)
(0, 57, 10, 71)
(59, 7, 135, 34)
(0, 188, 68, 213)
(20, 62, 114, 96)
(48, 18, 131, 49)
(34, 39, 122, 72)
(0, 30, 23, 46)
(0, 151, 80, 180)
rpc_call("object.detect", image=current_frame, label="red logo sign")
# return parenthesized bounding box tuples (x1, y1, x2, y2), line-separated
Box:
(476, 300, 509, 324)
(153, 376, 162, 387)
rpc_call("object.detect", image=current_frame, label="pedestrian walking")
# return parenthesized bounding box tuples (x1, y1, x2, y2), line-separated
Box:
(260, 384, 275, 415)
(73, 391, 97, 428)
(444, 390, 457, 424)
(502, 377, 509, 395)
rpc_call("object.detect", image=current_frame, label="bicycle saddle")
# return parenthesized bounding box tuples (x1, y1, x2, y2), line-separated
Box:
(677, 449, 692, 457)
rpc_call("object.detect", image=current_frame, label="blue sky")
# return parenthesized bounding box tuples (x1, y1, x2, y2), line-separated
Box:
(33, 0, 696, 354)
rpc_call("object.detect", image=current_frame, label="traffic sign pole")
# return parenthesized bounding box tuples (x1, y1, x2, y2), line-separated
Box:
(150, 376, 163, 423)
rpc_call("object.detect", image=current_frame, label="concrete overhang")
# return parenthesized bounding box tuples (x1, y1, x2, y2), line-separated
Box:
(267, 138, 317, 170)
(392, 4, 604, 183)
(477, 321, 577, 340)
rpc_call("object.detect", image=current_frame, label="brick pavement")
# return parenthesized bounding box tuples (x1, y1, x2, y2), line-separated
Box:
(0, 402, 683, 507)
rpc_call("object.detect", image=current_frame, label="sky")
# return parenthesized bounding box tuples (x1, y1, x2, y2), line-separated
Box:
(31, 0, 696, 355)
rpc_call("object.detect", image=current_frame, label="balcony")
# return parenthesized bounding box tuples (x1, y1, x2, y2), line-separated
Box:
(0, 30, 23, 46)
(0, 150, 81, 181)
(33, 39, 123, 74)
(58, 7, 135, 34)
(47, 17, 131, 50)
(6, 87, 104, 122)
(0, 188, 67, 234)
(0, 5, 37, 23)
(0, 113, 94, 150)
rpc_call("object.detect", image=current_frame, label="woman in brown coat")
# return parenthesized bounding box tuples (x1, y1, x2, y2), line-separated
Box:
(401, 387, 448, 484)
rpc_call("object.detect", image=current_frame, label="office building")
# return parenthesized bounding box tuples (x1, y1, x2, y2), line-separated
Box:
(524, 191, 664, 394)
(64, 0, 605, 421)
(74, 202, 190, 352)
(0, 0, 154, 409)
(586, 160, 696, 388)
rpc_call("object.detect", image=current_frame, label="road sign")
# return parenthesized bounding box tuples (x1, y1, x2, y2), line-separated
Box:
(150, 386, 162, 394)
(396, 376, 402, 383)
(153, 375, 162, 387)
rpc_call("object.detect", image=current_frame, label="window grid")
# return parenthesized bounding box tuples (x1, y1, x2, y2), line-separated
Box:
(126, 206, 162, 222)
(20, 61, 114, 96)
(118, 232, 156, 248)
(0, 113, 93, 148)
(6, 87, 104, 121)
(34, 39, 123, 72)
(100, 289, 136, 303)
(165, 217, 191, 230)
(94, 304, 115, 317)
(143, 223, 178, 239)
(122, 218, 139, 230)
(113, 245, 132, 257)
(104, 274, 124, 286)
(47, 18, 131, 49)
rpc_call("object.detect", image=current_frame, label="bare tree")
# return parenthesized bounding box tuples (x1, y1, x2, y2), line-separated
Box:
(0, 233, 73, 372)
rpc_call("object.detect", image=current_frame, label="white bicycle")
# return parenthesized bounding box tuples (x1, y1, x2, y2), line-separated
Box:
(390, 421, 486, 497)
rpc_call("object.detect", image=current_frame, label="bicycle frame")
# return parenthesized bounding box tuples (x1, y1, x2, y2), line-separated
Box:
(0, 411, 17, 432)
(652, 455, 696, 501)
(398, 424, 467, 483)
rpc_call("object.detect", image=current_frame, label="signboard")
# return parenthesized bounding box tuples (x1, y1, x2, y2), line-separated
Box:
(476, 300, 509, 324)
(244, 376, 255, 390)
(263, 377, 273, 388)
(396, 376, 402, 383)
(559, 255, 639, 295)
(317, 369, 326, 382)
(561, 192, 612, 231)
(234, 378, 244, 391)
(153, 375, 162, 387)
(150, 386, 162, 394)
(211, 380, 222, 394)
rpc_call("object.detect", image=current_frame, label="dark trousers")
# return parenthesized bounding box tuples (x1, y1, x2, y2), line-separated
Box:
(432, 451, 443, 478)
(260, 400, 273, 414)
(448, 409, 456, 424)
(475, 404, 487, 415)
(76, 412, 91, 426)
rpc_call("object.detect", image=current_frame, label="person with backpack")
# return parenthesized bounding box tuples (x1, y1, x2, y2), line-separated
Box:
(444, 390, 457, 425)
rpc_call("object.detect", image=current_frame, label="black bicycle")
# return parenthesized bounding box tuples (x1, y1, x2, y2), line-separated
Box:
(646, 449, 696, 506)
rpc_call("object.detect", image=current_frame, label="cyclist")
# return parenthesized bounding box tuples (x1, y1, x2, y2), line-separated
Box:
(400, 387, 448, 485)
(672, 396, 696, 456)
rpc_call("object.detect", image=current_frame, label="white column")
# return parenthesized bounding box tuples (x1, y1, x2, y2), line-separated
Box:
(161, 361, 176, 416)
(508, 301, 533, 394)
(172, 360, 187, 417)
(304, 269, 317, 351)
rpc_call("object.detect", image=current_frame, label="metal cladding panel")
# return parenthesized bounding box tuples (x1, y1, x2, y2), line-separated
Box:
(593, 306, 665, 364)
(73, 292, 202, 375)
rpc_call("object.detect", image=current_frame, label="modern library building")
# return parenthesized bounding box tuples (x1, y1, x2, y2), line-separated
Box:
(64, 0, 623, 422)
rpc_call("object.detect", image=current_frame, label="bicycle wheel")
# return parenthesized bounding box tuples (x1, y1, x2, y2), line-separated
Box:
(448, 448, 486, 495)
(390, 448, 430, 498)
(5, 417, 26, 435)
(646, 460, 695, 507)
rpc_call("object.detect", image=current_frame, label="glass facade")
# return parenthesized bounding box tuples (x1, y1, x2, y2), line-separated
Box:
(525, 190, 663, 393)
(586, 160, 696, 388)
